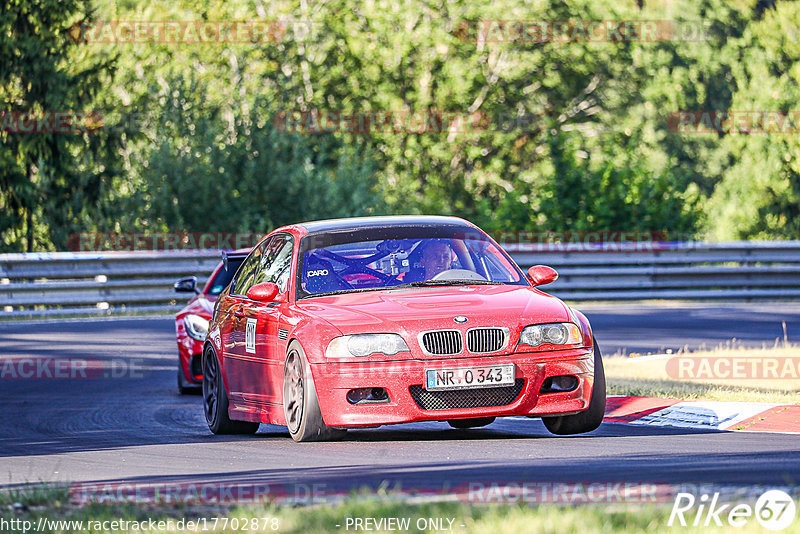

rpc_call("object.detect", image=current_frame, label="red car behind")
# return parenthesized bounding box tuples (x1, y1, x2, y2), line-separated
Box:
(202, 216, 605, 441)
(174, 249, 249, 394)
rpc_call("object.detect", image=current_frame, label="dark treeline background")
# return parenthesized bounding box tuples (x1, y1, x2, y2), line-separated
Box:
(2, 0, 799, 252)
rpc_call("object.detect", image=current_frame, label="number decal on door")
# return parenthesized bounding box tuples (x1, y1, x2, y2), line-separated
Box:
(245, 318, 257, 354)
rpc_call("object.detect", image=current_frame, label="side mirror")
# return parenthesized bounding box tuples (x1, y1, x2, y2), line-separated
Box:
(174, 276, 199, 294)
(247, 282, 280, 302)
(527, 265, 558, 286)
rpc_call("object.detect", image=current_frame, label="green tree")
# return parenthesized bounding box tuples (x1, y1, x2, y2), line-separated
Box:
(704, 0, 800, 239)
(8, 0, 800, 249)
(110, 75, 385, 234)
(0, 0, 122, 251)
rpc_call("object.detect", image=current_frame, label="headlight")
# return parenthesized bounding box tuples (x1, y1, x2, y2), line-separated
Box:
(326, 334, 410, 358)
(519, 323, 582, 348)
(184, 313, 209, 342)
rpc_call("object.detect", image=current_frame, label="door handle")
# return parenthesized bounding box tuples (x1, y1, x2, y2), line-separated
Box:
(233, 308, 245, 318)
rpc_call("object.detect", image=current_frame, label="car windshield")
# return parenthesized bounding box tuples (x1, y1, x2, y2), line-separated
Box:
(297, 225, 526, 298)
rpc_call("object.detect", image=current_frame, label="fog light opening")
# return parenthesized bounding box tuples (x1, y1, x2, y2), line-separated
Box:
(347, 387, 390, 405)
(190, 354, 203, 382)
(540, 375, 579, 394)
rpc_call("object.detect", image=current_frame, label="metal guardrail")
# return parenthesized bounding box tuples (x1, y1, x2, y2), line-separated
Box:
(2, 242, 800, 318)
(0, 251, 219, 318)
(506, 241, 800, 300)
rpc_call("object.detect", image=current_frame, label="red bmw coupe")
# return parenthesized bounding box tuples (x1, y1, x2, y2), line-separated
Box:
(203, 216, 605, 441)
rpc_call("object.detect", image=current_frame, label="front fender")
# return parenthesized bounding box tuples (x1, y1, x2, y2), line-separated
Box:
(572, 309, 594, 349)
(288, 315, 344, 364)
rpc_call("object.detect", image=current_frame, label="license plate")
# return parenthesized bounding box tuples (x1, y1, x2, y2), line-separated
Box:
(425, 364, 515, 391)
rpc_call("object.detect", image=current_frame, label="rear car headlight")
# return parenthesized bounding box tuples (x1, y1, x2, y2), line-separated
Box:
(519, 323, 582, 348)
(326, 334, 410, 358)
(184, 314, 209, 342)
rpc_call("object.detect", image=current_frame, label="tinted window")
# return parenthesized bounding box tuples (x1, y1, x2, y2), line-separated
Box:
(252, 235, 294, 293)
(205, 258, 244, 295)
(232, 240, 268, 296)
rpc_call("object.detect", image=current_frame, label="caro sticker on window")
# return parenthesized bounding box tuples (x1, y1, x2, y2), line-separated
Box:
(245, 318, 257, 354)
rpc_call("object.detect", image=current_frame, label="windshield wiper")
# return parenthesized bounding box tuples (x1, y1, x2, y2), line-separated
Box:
(301, 286, 390, 298)
(391, 280, 501, 289)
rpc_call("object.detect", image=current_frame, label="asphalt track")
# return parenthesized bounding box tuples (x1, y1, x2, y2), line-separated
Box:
(1, 303, 799, 498)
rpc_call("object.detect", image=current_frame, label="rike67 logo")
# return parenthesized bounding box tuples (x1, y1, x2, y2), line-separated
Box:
(669, 489, 796, 530)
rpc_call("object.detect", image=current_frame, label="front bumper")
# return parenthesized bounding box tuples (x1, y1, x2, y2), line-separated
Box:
(311, 349, 594, 428)
(177, 335, 204, 384)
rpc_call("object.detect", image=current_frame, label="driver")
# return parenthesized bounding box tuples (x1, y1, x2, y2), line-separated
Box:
(419, 240, 453, 280)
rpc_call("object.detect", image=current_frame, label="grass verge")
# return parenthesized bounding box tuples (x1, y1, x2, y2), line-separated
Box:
(2, 485, 797, 534)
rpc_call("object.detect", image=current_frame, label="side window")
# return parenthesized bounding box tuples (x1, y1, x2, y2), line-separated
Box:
(252, 235, 294, 293)
(232, 239, 269, 296)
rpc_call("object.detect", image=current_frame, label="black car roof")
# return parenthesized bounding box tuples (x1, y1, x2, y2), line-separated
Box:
(299, 215, 472, 235)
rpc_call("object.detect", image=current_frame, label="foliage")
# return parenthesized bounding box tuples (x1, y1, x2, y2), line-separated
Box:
(3, 0, 800, 250)
(0, 0, 122, 251)
(108, 76, 384, 234)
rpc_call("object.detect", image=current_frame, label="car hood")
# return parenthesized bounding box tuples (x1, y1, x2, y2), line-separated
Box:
(295, 284, 570, 337)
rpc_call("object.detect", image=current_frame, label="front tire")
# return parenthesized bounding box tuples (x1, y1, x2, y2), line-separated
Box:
(203, 346, 259, 435)
(283, 341, 346, 442)
(542, 339, 606, 436)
